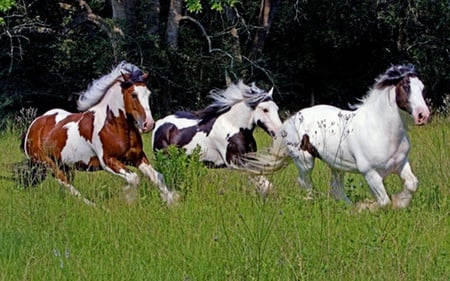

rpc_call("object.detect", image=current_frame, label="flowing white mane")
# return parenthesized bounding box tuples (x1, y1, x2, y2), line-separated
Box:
(77, 61, 142, 111)
(206, 80, 271, 113)
(350, 84, 390, 110)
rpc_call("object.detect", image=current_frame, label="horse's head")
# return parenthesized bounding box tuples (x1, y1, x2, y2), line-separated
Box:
(376, 64, 430, 125)
(120, 72, 155, 133)
(251, 87, 283, 137)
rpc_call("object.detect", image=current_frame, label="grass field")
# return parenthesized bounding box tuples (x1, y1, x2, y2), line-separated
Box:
(1, 117, 449, 280)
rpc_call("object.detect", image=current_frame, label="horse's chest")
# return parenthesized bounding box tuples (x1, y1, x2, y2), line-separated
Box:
(378, 137, 410, 173)
(98, 120, 142, 155)
(59, 114, 141, 163)
(225, 128, 256, 164)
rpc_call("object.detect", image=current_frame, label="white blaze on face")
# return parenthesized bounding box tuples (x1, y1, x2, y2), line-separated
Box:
(254, 100, 282, 137)
(409, 77, 430, 125)
(135, 85, 155, 133)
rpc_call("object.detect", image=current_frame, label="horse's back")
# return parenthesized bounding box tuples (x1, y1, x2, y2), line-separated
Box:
(283, 105, 348, 133)
(24, 109, 70, 159)
(282, 104, 359, 170)
(25, 109, 96, 164)
(153, 112, 228, 165)
(152, 113, 199, 150)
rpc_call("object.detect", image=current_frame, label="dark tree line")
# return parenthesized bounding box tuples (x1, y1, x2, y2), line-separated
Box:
(1, 0, 450, 127)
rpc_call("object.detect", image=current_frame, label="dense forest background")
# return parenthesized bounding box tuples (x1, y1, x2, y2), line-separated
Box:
(1, 0, 450, 126)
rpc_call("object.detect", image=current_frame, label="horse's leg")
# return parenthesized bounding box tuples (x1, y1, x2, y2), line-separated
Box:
(359, 170, 391, 211)
(392, 162, 418, 208)
(137, 160, 179, 205)
(330, 169, 352, 204)
(43, 157, 95, 206)
(292, 153, 314, 200)
(56, 178, 96, 206)
(102, 157, 140, 204)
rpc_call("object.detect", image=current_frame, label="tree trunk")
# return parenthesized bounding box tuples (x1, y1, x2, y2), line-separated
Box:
(166, 0, 183, 50)
(251, 0, 280, 59)
(75, 0, 125, 62)
(111, 0, 137, 34)
(146, 0, 160, 36)
(111, 0, 126, 21)
(225, 7, 242, 64)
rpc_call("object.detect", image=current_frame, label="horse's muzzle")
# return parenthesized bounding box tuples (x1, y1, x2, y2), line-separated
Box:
(140, 119, 155, 133)
(414, 107, 430, 125)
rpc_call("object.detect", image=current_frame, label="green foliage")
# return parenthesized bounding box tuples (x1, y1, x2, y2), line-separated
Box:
(185, 0, 238, 13)
(0, 0, 15, 24)
(185, 0, 203, 13)
(0, 0, 15, 11)
(153, 145, 207, 198)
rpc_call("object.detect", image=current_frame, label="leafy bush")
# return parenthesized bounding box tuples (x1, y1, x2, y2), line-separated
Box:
(153, 145, 207, 199)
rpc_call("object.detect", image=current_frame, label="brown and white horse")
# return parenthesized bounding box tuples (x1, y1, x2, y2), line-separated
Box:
(22, 62, 178, 206)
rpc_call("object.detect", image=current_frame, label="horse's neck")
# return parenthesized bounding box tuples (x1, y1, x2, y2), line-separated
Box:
(354, 88, 406, 144)
(358, 88, 405, 134)
(93, 86, 125, 117)
(220, 102, 254, 129)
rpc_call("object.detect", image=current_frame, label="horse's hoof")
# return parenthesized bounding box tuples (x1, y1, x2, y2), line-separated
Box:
(164, 191, 180, 206)
(356, 199, 379, 212)
(392, 192, 412, 209)
(303, 189, 314, 201)
(82, 197, 96, 207)
(123, 186, 138, 204)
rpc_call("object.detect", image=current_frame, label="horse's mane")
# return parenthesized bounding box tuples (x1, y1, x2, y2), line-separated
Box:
(350, 64, 418, 109)
(77, 61, 145, 111)
(374, 64, 417, 89)
(194, 80, 272, 123)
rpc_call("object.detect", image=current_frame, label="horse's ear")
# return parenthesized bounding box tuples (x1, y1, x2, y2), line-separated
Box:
(121, 71, 131, 82)
(141, 72, 149, 81)
(267, 87, 274, 98)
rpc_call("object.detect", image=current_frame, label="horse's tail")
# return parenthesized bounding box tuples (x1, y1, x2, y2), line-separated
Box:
(234, 136, 289, 175)
(20, 131, 26, 152)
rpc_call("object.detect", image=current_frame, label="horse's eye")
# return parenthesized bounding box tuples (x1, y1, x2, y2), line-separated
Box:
(132, 93, 138, 99)
(263, 108, 269, 113)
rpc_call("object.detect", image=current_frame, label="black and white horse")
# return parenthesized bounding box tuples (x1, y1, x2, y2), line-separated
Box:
(152, 81, 282, 193)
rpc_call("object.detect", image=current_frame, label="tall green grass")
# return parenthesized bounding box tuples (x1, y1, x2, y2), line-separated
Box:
(1, 117, 449, 280)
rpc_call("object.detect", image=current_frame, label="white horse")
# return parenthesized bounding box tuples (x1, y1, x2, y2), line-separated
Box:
(242, 64, 430, 210)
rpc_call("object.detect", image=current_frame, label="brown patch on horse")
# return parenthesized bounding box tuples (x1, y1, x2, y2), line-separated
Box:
(27, 113, 82, 161)
(300, 134, 320, 158)
(75, 156, 102, 171)
(47, 114, 87, 158)
(122, 83, 146, 121)
(395, 77, 411, 113)
(98, 106, 144, 171)
(24, 113, 58, 159)
(78, 111, 95, 142)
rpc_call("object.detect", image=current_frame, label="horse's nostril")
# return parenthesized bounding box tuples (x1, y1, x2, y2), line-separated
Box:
(418, 112, 423, 120)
